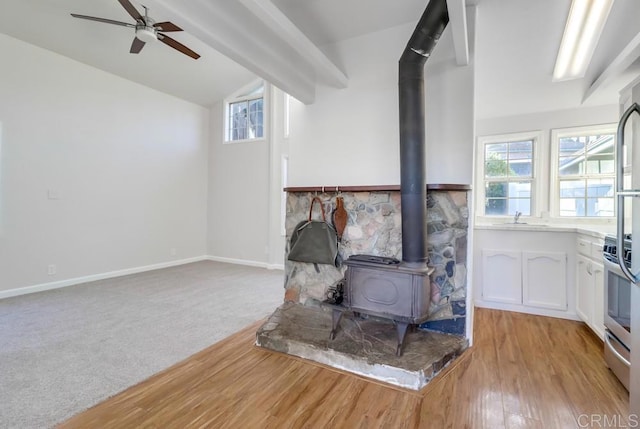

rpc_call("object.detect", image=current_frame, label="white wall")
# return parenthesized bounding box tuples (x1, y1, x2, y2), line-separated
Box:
(0, 34, 209, 293)
(207, 100, 271, 265)
(476, 104, 619, 137)
(288, 11, 476, 187)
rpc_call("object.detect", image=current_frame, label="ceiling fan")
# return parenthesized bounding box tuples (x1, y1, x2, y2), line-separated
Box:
(71, 0, 200, 59)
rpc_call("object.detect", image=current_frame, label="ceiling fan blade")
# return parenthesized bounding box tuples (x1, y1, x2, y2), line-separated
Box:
(130, 37, 145, 54)
(153, 21, 182, 32)
(70, 13, 135, 28)
(117, 0, 144, 22)
(158, 34, 200, 60)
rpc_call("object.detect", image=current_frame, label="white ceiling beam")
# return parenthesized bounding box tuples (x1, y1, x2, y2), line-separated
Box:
(145, 0, 317, 104)
(583, 31, 640, 103)
(446, 0, 469, 66)
(238, 0, 348, 89)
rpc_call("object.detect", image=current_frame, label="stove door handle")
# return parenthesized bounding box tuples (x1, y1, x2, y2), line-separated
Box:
(605, 331, 630, 368)
(615, 102, 640, 283)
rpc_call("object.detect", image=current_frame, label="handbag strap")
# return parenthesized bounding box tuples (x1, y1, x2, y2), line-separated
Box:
(308, 197, 327, 222)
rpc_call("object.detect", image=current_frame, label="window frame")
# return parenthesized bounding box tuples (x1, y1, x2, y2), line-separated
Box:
(475, 131, 543, 221)
(549, 123, 617, 219)
(223, 80, 268, 144)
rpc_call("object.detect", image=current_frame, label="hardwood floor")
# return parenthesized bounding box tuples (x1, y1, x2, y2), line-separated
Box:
(58, 308, 629, 428)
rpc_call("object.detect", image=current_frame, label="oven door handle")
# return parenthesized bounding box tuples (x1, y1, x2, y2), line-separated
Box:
(605, 331, 631, 368)
(616, 102, 640, 283)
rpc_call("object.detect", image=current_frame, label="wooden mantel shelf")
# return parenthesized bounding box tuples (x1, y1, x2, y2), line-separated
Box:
(284, 184, 472, 192)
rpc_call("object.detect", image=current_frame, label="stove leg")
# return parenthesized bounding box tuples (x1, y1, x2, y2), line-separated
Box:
(395, 322, 410, 356)
(330, 310, 343, 340)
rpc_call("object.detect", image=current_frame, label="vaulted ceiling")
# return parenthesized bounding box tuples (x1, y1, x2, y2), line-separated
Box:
(1, 0, 640, 117)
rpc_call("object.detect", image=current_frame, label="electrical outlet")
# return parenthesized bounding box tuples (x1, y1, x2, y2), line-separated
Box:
(170, 248, 177, 256)
(47, 189, 59, 200)
(47, 264, 56, 275)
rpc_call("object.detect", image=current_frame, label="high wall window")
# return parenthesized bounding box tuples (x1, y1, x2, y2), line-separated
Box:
(551, 125, 616, 217)
(476, 132, 539, 217)
(224, 81, 265, 143)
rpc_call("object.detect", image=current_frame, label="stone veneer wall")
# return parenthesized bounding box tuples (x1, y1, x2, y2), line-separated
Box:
(284, 190, 469, 335)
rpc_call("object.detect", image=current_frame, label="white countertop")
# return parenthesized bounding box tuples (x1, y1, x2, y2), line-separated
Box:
(474, 222, 615, 239)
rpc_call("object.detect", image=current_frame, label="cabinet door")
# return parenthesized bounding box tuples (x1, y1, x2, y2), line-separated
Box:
(522, 251, 567, 310)
(482, 249, 522, 304)
(591, 261, 605, 339)
(576, 254, 593, 322)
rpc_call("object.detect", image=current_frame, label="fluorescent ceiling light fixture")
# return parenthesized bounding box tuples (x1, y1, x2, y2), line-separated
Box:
(553, 0, 614, 81)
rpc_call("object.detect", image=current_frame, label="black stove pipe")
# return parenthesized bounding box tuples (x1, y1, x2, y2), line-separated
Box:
(399, 0, 449, 267)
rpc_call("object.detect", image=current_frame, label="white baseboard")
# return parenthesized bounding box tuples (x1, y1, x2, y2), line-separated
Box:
(206, 255, 284, 271)
(0, 256, 209, 300)
(474, 299, 581, 322)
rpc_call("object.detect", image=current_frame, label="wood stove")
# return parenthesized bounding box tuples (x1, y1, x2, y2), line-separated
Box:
(328, 255, 433, 356)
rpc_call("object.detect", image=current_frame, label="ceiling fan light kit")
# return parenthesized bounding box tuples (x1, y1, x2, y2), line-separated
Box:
(136, 27, 158, 43)
(70, 0, 199, 59)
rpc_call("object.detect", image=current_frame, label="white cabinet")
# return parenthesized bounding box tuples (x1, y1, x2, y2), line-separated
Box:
(523, 251, 567, 310)
(592, 261, 605, 338)
(575, 235, 605, 339)
(576, 255, 593, 321)
(482, 250, 522, 304)
(482, 249, 567, 310)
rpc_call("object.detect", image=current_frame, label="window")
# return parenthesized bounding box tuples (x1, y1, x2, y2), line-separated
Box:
(284, 93, 290, 139)
(477, 132, 539, 217)
(551, 125, 616, 217)
(224, 81, 265, 143)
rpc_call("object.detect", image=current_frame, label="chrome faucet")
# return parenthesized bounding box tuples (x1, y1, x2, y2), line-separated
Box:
(514, 211, 522, 223)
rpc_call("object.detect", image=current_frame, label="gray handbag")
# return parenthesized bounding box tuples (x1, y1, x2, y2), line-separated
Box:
(288, 197, 339, 266)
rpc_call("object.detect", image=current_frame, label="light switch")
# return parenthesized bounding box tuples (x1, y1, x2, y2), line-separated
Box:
(47, 189, 59, 200)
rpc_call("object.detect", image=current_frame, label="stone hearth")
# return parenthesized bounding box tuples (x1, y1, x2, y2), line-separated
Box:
(256, 302, 468, 390)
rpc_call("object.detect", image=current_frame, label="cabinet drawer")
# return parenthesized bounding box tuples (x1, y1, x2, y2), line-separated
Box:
(577, 238, 590, 256)
(591, 242, 604, 261)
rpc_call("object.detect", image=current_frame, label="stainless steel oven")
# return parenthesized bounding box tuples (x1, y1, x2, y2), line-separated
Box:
(603, 235, 632, 390)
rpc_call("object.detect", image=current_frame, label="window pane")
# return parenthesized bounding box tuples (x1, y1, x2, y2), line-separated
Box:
(483, 137, 534, 216)
(556, 131, 615, 217)
(486, 182, 507, 198)
(599, 159, 615, 174)
(249, 98, 263, 113)
(508, 199, 530, 216)
(508, 182, 531, 198)
(509, 159, 532, 177)
(485, 158, 510, 178)
(485, 143, 508, 178)
(586, 178, 614, 197)
(587, 198, 614, 217)
(486, 143, 507, 160)
(228, 98, 264, 141)
(559, 198, 584, 217)
(485, 198, 507, 215)
(558, 156, 585, 175)
(230, 101, 248, 141)
(560, 180, 586, 197)
(559, 138, 585, 157)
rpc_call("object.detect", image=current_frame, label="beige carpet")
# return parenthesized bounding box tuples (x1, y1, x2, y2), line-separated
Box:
(0, 261, 284, 429)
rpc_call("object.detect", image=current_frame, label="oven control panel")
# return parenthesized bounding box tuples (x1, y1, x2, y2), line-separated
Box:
(603, 234, 632, 266)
